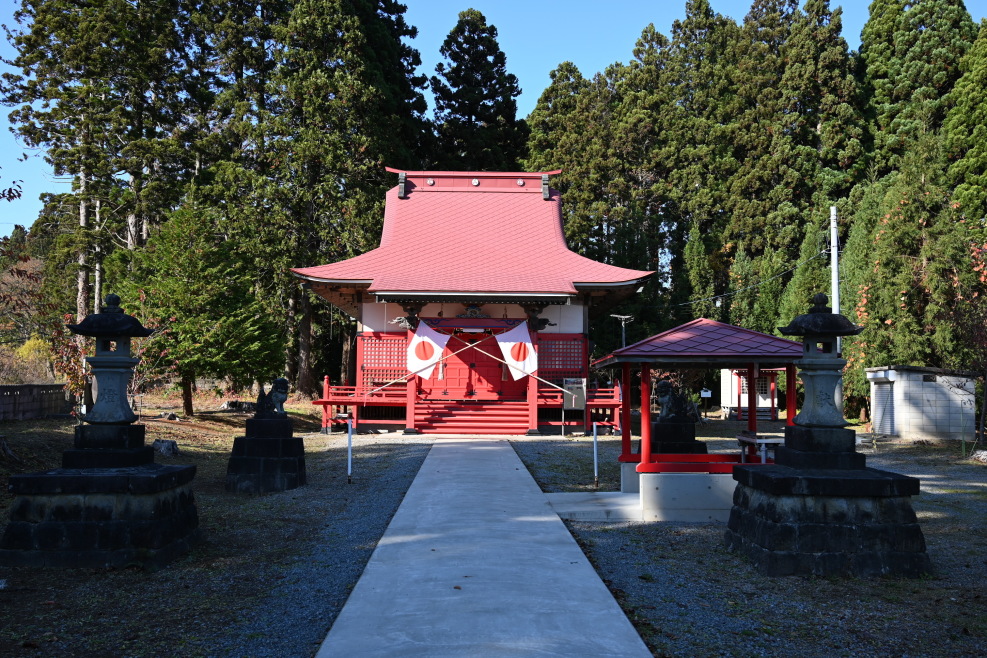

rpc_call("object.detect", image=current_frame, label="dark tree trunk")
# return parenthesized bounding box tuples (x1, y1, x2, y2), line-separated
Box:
(181, 375, 195, 417)
(284, 289, 298, 384)
(343, 322, 358, 387)
(296, 292, 317, 398)
(979, 369, 986, 448)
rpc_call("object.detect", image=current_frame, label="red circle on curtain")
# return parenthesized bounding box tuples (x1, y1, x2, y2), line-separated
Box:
(510, 342, 529, 362)
(415, 341, 434, 360)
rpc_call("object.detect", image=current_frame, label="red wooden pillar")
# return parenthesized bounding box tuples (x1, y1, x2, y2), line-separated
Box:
(583, 336, 592, 433)
(526, 375, 539, 433)
(620, 362, 632, 458)
(404, 329, 417, 433)
(786, 362, 797, 426)
(527, 331, 539, 434)
(639, 364, 652, 465)
(746, 363, 758, 434)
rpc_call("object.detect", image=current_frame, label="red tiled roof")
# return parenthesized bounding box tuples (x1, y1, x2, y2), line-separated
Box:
(595, 318, 803, 367)
(291, 170, 653, 294)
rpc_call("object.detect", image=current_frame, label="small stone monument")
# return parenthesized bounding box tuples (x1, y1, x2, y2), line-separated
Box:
(0, 295, 199, 568)
(225, 378, 306, 494)
(650, 380, 707, 454)
(725, 294, 930, 577)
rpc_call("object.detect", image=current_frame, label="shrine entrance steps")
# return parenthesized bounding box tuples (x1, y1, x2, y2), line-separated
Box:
(414, 399, 529, 435)
(316, 439, 650, 656)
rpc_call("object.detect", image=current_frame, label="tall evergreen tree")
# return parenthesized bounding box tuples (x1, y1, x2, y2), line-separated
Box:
(668, 0, 741, 322)
(944, 19, 987, 222)
(195, 0, 428, 395)
(840, 150, 973, 400)
(683, 221, 720, 320)
(870, 0, 977, 172)
(121, 205, 282, 416)
(776, 0, 865, 323)
(723, 0, 800, 257)
(857, 0, 906, 172)
(3, 0, 121, 321)
(524, 61, 589, 174)
(4, 0, 209, 325)
(431, 9, 528, 170)
(611, 24, 687, 329)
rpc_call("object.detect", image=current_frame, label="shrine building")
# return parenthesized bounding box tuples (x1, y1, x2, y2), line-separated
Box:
(292, 169, 653, 434)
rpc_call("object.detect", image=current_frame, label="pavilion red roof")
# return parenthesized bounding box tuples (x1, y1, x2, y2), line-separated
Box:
(594, 318, 803, 368)
(291, 170, 653, 296)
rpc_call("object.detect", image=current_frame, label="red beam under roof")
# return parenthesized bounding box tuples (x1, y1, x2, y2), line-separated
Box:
(291, 170, 653, 297)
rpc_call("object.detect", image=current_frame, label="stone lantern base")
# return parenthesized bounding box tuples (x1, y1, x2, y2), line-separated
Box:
(724, 426, 930, 578)
(0, 459, 199, 570)
(225, 418, 306, 494)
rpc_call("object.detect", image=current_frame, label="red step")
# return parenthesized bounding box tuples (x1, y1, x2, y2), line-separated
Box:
(415, 400, 529, 435)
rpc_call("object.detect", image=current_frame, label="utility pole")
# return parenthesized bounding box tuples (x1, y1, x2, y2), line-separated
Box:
(830, 206, 841, 354)
(610, 314, 633, 348)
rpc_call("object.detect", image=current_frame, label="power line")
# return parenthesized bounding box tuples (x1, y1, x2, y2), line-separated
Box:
(677, 249, 828, 307)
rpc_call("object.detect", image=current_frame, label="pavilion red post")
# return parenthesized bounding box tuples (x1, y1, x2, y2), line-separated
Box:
(786, 363, 797, 426)
(640, 364, 652, 465)
(770, 374, 777, 421)
(736, 372, 744, 421)
(746, 363, 758, 433)
(620, 362, 632, 458)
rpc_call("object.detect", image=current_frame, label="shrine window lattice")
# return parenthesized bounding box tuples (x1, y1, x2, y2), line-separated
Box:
(537, 336, 586, 384)
(740, 376, 770, 396)
(358, 334, 407, 388)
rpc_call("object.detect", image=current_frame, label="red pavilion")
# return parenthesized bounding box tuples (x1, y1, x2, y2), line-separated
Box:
(292, 169, 653, 434)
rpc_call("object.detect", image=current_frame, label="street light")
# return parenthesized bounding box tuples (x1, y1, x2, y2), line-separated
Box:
(610, 314, 633, 347)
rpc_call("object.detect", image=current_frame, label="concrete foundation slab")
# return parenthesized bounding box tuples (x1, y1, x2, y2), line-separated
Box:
(640, 472, 736, 522)
(620, 462, 639, 493)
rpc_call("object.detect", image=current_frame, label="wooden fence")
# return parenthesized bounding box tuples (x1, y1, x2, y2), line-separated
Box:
(0, 384, 71, 421)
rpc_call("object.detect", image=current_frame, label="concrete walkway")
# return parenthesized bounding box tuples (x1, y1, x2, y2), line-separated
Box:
(317, 438, 651, 657)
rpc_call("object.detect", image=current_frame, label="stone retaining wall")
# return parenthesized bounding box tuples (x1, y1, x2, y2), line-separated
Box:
(0, 384, 71, 421)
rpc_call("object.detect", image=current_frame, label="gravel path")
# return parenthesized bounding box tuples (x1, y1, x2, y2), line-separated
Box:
(208, 434, 433, 657)
(513, 434, 987, 657)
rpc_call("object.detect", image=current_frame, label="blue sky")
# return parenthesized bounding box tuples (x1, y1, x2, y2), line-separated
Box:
(2, 0, 985, 237)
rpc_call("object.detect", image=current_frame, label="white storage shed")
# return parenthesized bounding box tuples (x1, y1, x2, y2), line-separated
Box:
(866, 366, 976, 441)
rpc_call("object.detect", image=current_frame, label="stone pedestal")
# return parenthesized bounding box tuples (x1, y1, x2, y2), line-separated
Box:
(725, 425, 930, 577)
(1, 436, 199, 569)
(226, 418, 306, 494)
(650, 421, 707, 454)
(62, 424, 154, 469)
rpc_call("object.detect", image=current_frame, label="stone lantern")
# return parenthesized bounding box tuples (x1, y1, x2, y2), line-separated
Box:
(783, 293, 860, 427)
(771, 293, 865, 470)
(724, 294, 930, 577)
(0, 295, 199, 569)
(67, 293, 151, 425)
